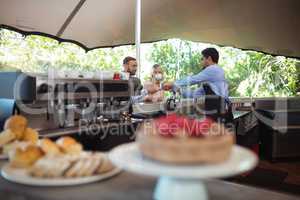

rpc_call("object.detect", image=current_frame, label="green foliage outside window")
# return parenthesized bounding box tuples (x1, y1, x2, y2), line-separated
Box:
(0, 29, 299, 97)
(149, 40, 299, 97)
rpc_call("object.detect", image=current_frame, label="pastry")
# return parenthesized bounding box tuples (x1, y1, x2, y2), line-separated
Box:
(56, 136, 83, 155)
(29, 152, 114, 178)
(64, 158, 86, 177)
(65, 153, 113, 177)
(22, 128, 39, 144)
(75, 158, 94, 177)
(4, 115, 28, 139)
(96, 153, 115, 173)
(9, 145, 44, 168)
(137, 114, 235, 164)
(39, 138, 61, 155)
(2, 141, 31, 156)
(82, 156, 101, 176)
(0, 129, 16, 147)
(30, 155, 71, 178)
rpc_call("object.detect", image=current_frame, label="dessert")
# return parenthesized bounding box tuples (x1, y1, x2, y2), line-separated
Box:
(5, 135, 117, 178)
(137, 114, 234, 164)
(30, 155, 71, 178)
(56, 136, 83, 155)
(4, 115, 28, 140)
(29, 152, 115, 178)
(2, 141, 31, 156)
(0, 115, 39, 157)
(22, 128, 39, 144)
(2, 115, 117, 178)
(95, 153, 115, 174)
(39, 138, 62, 155)
(9, 145, 44, 168)
(0, 129, 16, 147)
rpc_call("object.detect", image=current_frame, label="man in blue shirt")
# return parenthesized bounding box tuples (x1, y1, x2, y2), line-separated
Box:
(163, 48, 229, 100)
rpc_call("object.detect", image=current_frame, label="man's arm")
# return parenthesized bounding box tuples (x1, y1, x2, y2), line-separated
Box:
(174, 69, 211, 87)
(180, 87, 205, 98)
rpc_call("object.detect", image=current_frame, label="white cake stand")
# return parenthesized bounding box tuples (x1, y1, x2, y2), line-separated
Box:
(109, 143, 258, 200)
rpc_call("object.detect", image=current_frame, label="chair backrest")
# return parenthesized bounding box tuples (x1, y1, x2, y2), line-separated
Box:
(203, 83, 216, 95)
(202, 83, 233, 124)
(202, 83, 222, 114)
(0, 98, 16, 131)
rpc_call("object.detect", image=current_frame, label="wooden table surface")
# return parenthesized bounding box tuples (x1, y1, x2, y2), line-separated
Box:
(0, 161, 299, 200)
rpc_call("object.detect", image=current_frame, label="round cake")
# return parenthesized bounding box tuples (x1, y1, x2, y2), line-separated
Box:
(137, 114, 235, 164)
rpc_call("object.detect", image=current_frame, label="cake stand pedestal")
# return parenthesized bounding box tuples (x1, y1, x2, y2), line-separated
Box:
(154, 177, 208, 200)
(109, 143, 258, 200)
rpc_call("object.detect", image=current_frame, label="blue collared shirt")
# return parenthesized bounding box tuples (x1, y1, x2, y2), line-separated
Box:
(174, 64, 229, 99)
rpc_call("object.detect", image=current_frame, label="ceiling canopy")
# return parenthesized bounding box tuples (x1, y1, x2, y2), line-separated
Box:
(0, 0, 299, 58)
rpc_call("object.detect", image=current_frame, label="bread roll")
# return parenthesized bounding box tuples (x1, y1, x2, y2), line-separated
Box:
(30, 155, 71, 178)
(0, 129, 16, 147)
(4, 115, 28, 140)
(3, 141, 31, 156)
(64, 159, 85, 177)
(9, 145, 44, 168)
(22, 128, 39, 144)
(96, 153, 115, 174)
(39, 138, 61, 155)
(82, 157, 101, 176)
(56, 137, 83, 155)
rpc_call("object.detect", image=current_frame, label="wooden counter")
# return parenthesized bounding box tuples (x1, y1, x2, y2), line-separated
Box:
(0, 161, 298, 200)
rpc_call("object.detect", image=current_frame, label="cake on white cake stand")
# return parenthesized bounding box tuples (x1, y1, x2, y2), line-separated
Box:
(109, 143, 258, 200)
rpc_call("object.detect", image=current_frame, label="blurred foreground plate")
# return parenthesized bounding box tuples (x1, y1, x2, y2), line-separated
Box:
(1, 164, 121, 186)
(109, 143, 258, 179)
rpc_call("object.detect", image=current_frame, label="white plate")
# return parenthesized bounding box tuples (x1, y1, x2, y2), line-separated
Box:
(1, 164, 121, 186)
(109, 143, 258, 179)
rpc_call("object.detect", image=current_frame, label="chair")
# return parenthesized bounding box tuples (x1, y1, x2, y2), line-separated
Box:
(0, 98, 16, 131)
(202, 83, 233, 124)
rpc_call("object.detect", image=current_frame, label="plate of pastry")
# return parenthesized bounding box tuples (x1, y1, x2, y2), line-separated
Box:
(1, 151, 121, 186)
(0, 115, 39, 160)
(1, 115, 121, 186)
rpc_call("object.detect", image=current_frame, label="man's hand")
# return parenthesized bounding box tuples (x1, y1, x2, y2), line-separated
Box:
(162, 82, 174, 91)
(143, 95, 153, 102)
(144, 83, 159, 94)
(152, 90, 164, 102)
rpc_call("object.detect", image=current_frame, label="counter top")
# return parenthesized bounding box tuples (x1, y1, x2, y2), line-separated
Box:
(0, 161, 298, 200)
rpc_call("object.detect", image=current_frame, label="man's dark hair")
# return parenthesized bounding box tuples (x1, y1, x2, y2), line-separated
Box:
(201, 48, 219, 63)
(123, 56, 136, 65)
(152, 64, 160, 69)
